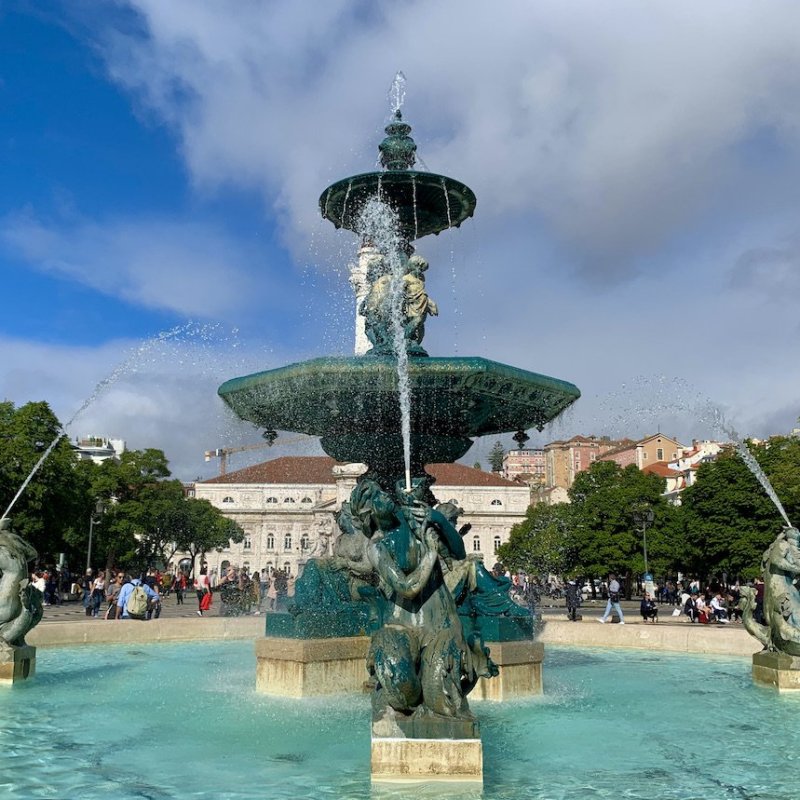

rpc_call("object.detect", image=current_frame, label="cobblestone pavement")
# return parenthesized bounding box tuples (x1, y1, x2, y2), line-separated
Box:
(38, 592, 233, 622)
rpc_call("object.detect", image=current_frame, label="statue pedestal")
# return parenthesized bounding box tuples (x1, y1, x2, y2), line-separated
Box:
(371, 737, 483, 783)
(474, 640, 544, 701)
(0, 644, 36, 686)
(255, 636, 369, 697)
(752, 651, 800, 691)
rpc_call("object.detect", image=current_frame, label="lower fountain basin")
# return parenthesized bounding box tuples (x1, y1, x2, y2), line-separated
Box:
(5, 641, 795, 799)
(218, 356, 580, 470)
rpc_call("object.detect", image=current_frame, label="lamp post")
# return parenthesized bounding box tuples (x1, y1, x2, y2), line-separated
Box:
(86, 499, 106, 572)
(632, 504, 654, 589)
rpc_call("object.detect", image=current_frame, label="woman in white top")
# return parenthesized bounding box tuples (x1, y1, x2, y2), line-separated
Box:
(194, 566, 211, 616)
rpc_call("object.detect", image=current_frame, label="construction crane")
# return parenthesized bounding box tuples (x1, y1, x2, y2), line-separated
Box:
(204, 431, 314, 476)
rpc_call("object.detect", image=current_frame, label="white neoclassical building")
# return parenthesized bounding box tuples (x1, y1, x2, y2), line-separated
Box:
(189, 456, 530, 578)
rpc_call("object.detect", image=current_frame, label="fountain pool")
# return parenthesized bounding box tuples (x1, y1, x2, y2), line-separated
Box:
(2, 641, 795, 799)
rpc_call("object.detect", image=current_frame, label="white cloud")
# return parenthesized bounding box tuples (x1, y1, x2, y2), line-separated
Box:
(0, 210, 270, 320)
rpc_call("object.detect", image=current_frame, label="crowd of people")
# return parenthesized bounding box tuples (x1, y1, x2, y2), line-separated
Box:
(30, 562, 303, 620)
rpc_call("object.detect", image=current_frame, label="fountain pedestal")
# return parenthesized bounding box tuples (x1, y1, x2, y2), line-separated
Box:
(474, 640, 544, 701)
(255, 636, 368, 697)
(752, 651, 800, 691)
(0, 644, 36, 686)
(371, 736, 483, 783)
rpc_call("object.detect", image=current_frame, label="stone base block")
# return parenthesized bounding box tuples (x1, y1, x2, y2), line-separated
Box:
(474, 640, 544, 701)
(371, 737, 482, 782)
(0, 644, 36, 686)
(752, 651, 800, 691)
(255, 636, 369, 697)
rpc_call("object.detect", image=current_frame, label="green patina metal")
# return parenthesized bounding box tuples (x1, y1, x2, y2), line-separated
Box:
(319, 111, 476, 243)
(219, 102, 582, 737)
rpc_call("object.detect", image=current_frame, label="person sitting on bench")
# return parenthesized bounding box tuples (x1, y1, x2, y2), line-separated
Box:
(640, 593, 658, 623)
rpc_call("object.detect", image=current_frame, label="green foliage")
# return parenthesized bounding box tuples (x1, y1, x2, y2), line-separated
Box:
(0, 401, 90, 560)
(488, 441, 505, 472)
(679, 441, 793, 579)
(568, 461, 679, 582)
(497, 502, 575, 577)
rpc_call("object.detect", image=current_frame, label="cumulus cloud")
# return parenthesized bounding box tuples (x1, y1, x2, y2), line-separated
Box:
(91, 0, 800, 279)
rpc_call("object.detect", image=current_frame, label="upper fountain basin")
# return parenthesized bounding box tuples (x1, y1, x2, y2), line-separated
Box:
(319, 171, 476, 242)
(218, 355, 580, 440)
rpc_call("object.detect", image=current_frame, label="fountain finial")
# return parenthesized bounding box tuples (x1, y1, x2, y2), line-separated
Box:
(379, 111, 416, 171)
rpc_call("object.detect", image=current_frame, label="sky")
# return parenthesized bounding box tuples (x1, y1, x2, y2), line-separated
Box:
(2, 0, 800, 481)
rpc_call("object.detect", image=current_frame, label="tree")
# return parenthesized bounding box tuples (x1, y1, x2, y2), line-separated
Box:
(488, 441, 505, 472)
(0, 401, 91, 562)
(568, 460, 679, 594)
(679, 440, 796, 580)
(173, 498, 244, 575)
(497, 502, 576, 578)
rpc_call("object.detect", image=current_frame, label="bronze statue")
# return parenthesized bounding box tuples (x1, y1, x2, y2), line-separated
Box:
(350, 479, 496, 737)
(741, 526, 800, 655)
(0, 518, 43, 650)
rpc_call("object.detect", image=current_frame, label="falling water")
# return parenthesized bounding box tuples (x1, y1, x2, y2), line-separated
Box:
(736, 440, 792, 528)
(442, 177, 459, 352)
(357, 197, 412, 491)
(0, 323, 205, 521)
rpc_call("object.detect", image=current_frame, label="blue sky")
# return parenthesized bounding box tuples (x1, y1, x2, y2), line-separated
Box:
(2, 1, 800, 479)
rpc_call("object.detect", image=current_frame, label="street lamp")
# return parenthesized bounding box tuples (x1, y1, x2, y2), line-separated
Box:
(632, 504, 654, 580)
(86, 499, 106, 572)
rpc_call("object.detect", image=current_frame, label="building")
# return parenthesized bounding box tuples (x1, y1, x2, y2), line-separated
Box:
(72, 436, 126, 464)
(188, 456, 530, 578)
(543, 435, 627, 490)
(502, 448, 546, 484)
(599, 433, 684, 471)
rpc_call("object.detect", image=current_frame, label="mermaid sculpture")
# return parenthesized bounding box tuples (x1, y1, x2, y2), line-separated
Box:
(350, 478, 496, 738)
(0, 518, 43, 650)
(741, 526, 800, 655)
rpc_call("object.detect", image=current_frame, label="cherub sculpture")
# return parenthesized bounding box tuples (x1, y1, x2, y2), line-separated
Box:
(0, 518, 43, 650)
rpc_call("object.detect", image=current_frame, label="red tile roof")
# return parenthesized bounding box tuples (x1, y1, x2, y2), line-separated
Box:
(200, 456, 520, 488)
(643, 463, 681, 478)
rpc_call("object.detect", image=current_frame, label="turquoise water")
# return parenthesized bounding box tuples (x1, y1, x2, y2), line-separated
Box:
(0, 642, 796, 799)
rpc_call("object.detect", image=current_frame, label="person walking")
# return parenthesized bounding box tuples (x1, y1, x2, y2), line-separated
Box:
(194, 566, 211, 616)
(598, 573, 625, 624)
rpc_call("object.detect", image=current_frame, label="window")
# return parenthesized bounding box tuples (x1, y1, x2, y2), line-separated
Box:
(493, 536, 501, 553)
(221, 560, 230, 573)
(243, 536, 252, 550)
(222, 496, 234, 504)
(300, 535, 309, 551)
(265, 561, 273, 574)
(266, 533, 275, 550)
(266, 496, 278, 504)
(284, 533, 292, 551)
(657, 448, 664, 460)
(284, 497, 296, 504)
(490, 499, 503, 506)
(473, 536, 481, 552)
(283, 561, 291, 575)
(301, 497, 313, 504)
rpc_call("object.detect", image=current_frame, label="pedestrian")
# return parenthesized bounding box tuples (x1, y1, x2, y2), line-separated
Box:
(91, 570, 106, 618)
(598, 572, 625, 624)
(82, 568, 95, 616)
(194, 566, 211, 616)
(175, 572, 187, 605)
(116, 574, 158, 619)
(565, 578, 581, 621)
(105, 571, 125, 619)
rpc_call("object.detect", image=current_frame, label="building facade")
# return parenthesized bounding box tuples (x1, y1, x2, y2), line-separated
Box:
(188, 456, 530, 578)
(502, 448, 546, 484)
(543, 435, 625, 489)
(72, 436, 126, 464)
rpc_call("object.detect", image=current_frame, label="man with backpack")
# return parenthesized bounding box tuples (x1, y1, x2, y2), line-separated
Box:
(115, 574, 159, 619)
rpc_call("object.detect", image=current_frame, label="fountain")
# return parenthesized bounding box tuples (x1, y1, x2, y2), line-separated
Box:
(217, 90, 580, 781)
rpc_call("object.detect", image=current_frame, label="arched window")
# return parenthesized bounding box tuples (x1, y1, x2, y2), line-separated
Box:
(493, 535, 501, 553)
(473, 536, 481, 552)
(242, 561, 250, 572)
(490, 499, 503, 506)
(222, 496, 235, 504)
(284, 533, 292, 551)
(221, 560, 230, 573)
(266, 496, 278, 504)
(301, 497, 313, 504)
(300, 535, 309, 551)
(283, 561, 291, 575)
(265, 561, 273, 574)
(284, 497, 296, 504)
(266, 532, 275, 550)
(243, 535, 252, 550)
